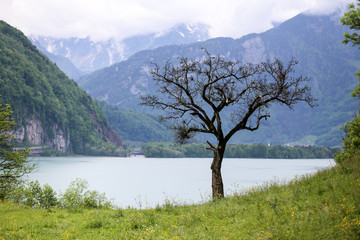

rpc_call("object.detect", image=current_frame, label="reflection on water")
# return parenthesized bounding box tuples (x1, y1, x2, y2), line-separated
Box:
(28, 156, 335, 208)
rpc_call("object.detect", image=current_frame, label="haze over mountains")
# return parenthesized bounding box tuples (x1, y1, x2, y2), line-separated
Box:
(30, 23, 210, 78)
(23, 10, 360, 148)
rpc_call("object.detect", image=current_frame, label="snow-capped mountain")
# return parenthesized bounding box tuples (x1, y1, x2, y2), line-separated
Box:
(122, 23, 210, 58)
(30, 36, 126, 74)
(29, 23, 209, 75)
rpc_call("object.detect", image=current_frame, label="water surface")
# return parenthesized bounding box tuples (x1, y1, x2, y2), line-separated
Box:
(29, 156, 335, 208)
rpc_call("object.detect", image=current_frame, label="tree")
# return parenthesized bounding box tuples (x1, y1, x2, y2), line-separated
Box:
(335, 0, 360, 165)
(341, 0, 360, 47)
(0, 101, 33, 199)
(140, 50, 316, 198)
(341, 0, 360, 98)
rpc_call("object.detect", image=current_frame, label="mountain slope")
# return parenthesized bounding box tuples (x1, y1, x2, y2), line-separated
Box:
(78, 12, 360, 147)
(0, 21, 122, 155)
(29, 42, 85, 80)
(102, 103, 171, 143)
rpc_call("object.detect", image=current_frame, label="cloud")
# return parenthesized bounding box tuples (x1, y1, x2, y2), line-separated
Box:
(0, 0, 353, 41)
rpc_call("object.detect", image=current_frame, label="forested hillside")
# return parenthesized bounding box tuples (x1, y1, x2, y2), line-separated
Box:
(79, 12, 360, 147)
(0, 21, 122, 155)
(101, 103, 170, 142)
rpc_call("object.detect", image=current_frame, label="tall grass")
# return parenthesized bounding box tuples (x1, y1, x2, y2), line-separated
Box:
(1, 156, 359, 239)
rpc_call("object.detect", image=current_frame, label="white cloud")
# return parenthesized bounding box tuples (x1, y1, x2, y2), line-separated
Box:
(0, 0, 353, 41)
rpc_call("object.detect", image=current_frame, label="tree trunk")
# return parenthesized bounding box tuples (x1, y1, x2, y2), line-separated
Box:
(211, 144, 225, 199)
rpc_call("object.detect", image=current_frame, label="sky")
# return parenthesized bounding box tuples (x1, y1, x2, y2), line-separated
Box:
(0, 0, 353, 42)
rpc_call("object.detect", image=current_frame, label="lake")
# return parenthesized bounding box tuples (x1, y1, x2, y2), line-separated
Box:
(28, 156, 335, 208)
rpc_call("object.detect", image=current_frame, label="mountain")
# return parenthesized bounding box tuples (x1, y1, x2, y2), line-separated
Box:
(29, 23, 210, 76)
(122, 23, 210, 58)
(29, 42, 85, 80)
(78, 12, 360, 147)
(0, 21, 122, 155)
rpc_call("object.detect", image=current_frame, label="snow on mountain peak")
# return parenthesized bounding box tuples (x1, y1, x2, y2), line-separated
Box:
(29, 22, 209, 73)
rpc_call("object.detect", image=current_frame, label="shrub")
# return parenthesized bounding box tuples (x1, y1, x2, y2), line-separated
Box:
(59, 178, 113, 210)
(7, 178, 112, 210)
(6, 180, 58, 208)
(335, 114, 360, 166)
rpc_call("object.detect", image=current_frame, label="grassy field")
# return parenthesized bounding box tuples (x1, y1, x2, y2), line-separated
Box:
(1, 157, 359, 239)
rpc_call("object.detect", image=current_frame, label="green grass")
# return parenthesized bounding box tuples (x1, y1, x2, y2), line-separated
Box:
(1, 159, 359, 239)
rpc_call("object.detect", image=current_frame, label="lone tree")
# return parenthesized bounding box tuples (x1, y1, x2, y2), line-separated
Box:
(140, 51, 316, 198)
(0, 101, 33, 199)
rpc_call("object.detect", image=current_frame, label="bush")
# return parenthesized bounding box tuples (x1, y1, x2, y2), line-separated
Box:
(7, 178, 113, 210)
(59, 178, 113, 210)
(335, 114, 360, 165)
(7, 180, 58, 209)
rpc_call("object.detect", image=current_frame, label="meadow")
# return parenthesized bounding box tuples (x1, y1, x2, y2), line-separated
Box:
(1, 154, 359, 239)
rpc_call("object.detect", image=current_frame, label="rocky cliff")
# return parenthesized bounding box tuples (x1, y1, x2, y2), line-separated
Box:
(12, 118, 70, 153)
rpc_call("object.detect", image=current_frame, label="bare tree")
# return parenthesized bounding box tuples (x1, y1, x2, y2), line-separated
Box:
(140, 50, 316, 198)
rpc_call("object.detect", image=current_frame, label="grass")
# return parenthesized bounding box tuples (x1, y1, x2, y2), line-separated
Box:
(1, 159, 359, 239)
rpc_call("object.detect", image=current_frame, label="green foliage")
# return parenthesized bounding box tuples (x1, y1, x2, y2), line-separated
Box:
(6, 179, 112, 211)
(0, 21, 120, 155)
(0, 102, 33, 199)
(84, 141, 130, 157)
(336, 1, 360, 166)
(102, 102, 171, 142)
(59, 178, 113, 210)
(343, 115, 360, 154)
(7, 180, 58, 209)
(143, 142, 338, 158)
(143, 142, 188, 158)
(341, 0, 360, 47)
(335, 115, 360, 165)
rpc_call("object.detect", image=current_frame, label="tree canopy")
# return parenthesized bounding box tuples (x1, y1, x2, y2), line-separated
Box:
(342, 0, 360, 47)
(0, 102, 33, 199)
(342, 0, 360, 98)
(336, 0, 360, 165)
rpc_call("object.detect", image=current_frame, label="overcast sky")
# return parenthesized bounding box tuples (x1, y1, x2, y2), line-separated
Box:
(0, 0, 353, 42)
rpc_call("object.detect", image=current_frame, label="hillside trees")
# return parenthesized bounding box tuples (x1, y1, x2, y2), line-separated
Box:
(142, 142, 338, 159)
(141, 51, 316, 198)
(0, 102, 33, 199)
(0, 21, 122, 155)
